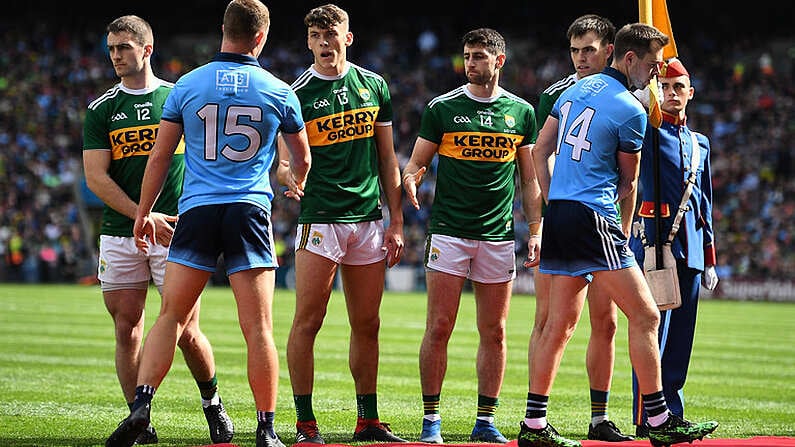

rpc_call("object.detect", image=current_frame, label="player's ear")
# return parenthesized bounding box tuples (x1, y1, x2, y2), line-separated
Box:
(496, 53, 506, 69)
(605, 43, 615, 60)
(254, 29, 266, 47)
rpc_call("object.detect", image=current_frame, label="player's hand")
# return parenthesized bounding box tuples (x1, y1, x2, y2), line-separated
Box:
(133, 213, 156, 255)
(523, 234, 541, 268)
(702, 265, 718, 290)
(150, 212, 179, 247)
(382, 224, 404, 268)
(280, 159, 305, 201)
(402, 166, 427, 210)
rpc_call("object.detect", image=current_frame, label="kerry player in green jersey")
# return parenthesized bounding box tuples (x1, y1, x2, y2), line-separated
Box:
(277, 4, 406, 444)
(82, 15, 232, 445)
(529, 14, 634, 442)
(402, 28, 538, 444)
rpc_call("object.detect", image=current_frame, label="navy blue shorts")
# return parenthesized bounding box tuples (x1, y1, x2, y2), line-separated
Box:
(168, 203, 276, 275)
(539, 200, 636, 277)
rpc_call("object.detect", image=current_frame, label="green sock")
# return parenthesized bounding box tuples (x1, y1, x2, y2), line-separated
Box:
(423, 394, 441, 418)
(294, 394, 316, 422)
(356, 393, 379, 420)
(476, 394, 499, 422)
(196, 375, 218, 400)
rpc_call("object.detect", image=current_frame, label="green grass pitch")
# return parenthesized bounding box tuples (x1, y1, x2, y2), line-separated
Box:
(1, 283, 793, 446)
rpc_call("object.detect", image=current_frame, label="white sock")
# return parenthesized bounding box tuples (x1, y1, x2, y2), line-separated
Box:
(648, 412, 669, 427)
(591, 415, 608, 427)
(524, 417, 546, 430)
(202, 392, 220, 408)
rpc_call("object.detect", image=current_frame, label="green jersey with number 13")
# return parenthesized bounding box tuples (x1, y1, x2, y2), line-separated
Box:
(291, 63, 393, 224)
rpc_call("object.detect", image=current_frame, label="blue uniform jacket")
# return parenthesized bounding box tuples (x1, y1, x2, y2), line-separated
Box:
(632, 111, 716, 271)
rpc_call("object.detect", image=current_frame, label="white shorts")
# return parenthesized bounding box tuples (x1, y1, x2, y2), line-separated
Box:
(424, 234, 516, 284)
(98, 235, 167, 288)
(295, 221, 385, 265)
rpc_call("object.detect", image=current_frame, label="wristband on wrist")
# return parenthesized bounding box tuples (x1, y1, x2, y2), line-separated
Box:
(528, 220, 541, 235)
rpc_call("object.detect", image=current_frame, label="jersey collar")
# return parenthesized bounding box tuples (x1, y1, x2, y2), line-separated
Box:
(309, 61, 350, 80)
(212, 52, 262, 67)
(603, 66, 631, 90)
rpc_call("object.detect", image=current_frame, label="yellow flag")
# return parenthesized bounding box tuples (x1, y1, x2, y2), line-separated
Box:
(638, 0, 678, 127)
(639, 0, 678, 59)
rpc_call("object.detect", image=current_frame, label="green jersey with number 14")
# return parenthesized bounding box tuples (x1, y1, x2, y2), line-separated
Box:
(418, 85, 537, 241)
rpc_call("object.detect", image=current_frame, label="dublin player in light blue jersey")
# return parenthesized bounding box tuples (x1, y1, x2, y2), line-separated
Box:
(106, 2, 311, 447)
(517, 23, 718, 447)
(528, 16, 633, 442)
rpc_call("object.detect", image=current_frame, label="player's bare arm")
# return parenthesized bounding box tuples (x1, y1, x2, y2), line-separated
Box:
(517, 143, 542, 267)
(83, 150, 139, 220)
(374, 124, 404, 267)
(84, 148, 178, 247)
(277, 130, 312, 200)
(530, 118, 558, 203)
(402, 137, 437, 210)
(133, 119, 181, 252)
(616, 150, 641, 236)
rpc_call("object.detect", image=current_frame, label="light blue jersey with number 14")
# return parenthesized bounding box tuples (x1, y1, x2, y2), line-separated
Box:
(548, 67, 646, 221)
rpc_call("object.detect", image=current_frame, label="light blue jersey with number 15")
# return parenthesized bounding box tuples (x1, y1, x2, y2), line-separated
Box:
(161, 52, 305, 214)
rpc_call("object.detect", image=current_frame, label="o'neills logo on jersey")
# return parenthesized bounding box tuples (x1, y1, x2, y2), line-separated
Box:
(306, 106, 379, 146)
(109, 124, 184, 160)
(437, 132, 521, 162)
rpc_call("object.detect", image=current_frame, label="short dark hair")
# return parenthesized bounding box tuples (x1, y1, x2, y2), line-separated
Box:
(223, 0, 270, 42)
(107, 15, 153, 46)
(614, 23, 669, 59)
(304, 3, 348, 29)
(566, 14, 615, 45)
(461, 28, 505, 55)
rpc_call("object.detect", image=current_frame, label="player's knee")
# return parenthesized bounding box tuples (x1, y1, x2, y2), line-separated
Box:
(637, 308, 660, 333)
(425, 317, 455, 344)
(351, 316, 380, 337)
(479, 321, 507, 345)
(292, 314, 326, 336)
(178, 321, 206, 350)
(114, 315, 145, 340)
(591, 316, 618, 339)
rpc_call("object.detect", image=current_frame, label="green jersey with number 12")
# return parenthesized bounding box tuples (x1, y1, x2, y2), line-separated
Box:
(83, 80, 185, 236)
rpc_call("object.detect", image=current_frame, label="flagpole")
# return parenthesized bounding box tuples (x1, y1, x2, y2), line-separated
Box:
(639, 0, 666, 268)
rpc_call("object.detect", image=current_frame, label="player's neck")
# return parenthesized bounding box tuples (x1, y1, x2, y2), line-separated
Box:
(121, 67, 156, 90)
(466, 81, 498, 99)
(312, 59, 347, 77)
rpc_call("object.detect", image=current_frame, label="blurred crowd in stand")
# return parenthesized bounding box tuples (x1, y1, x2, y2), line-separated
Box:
(2, 20, 795, 285)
